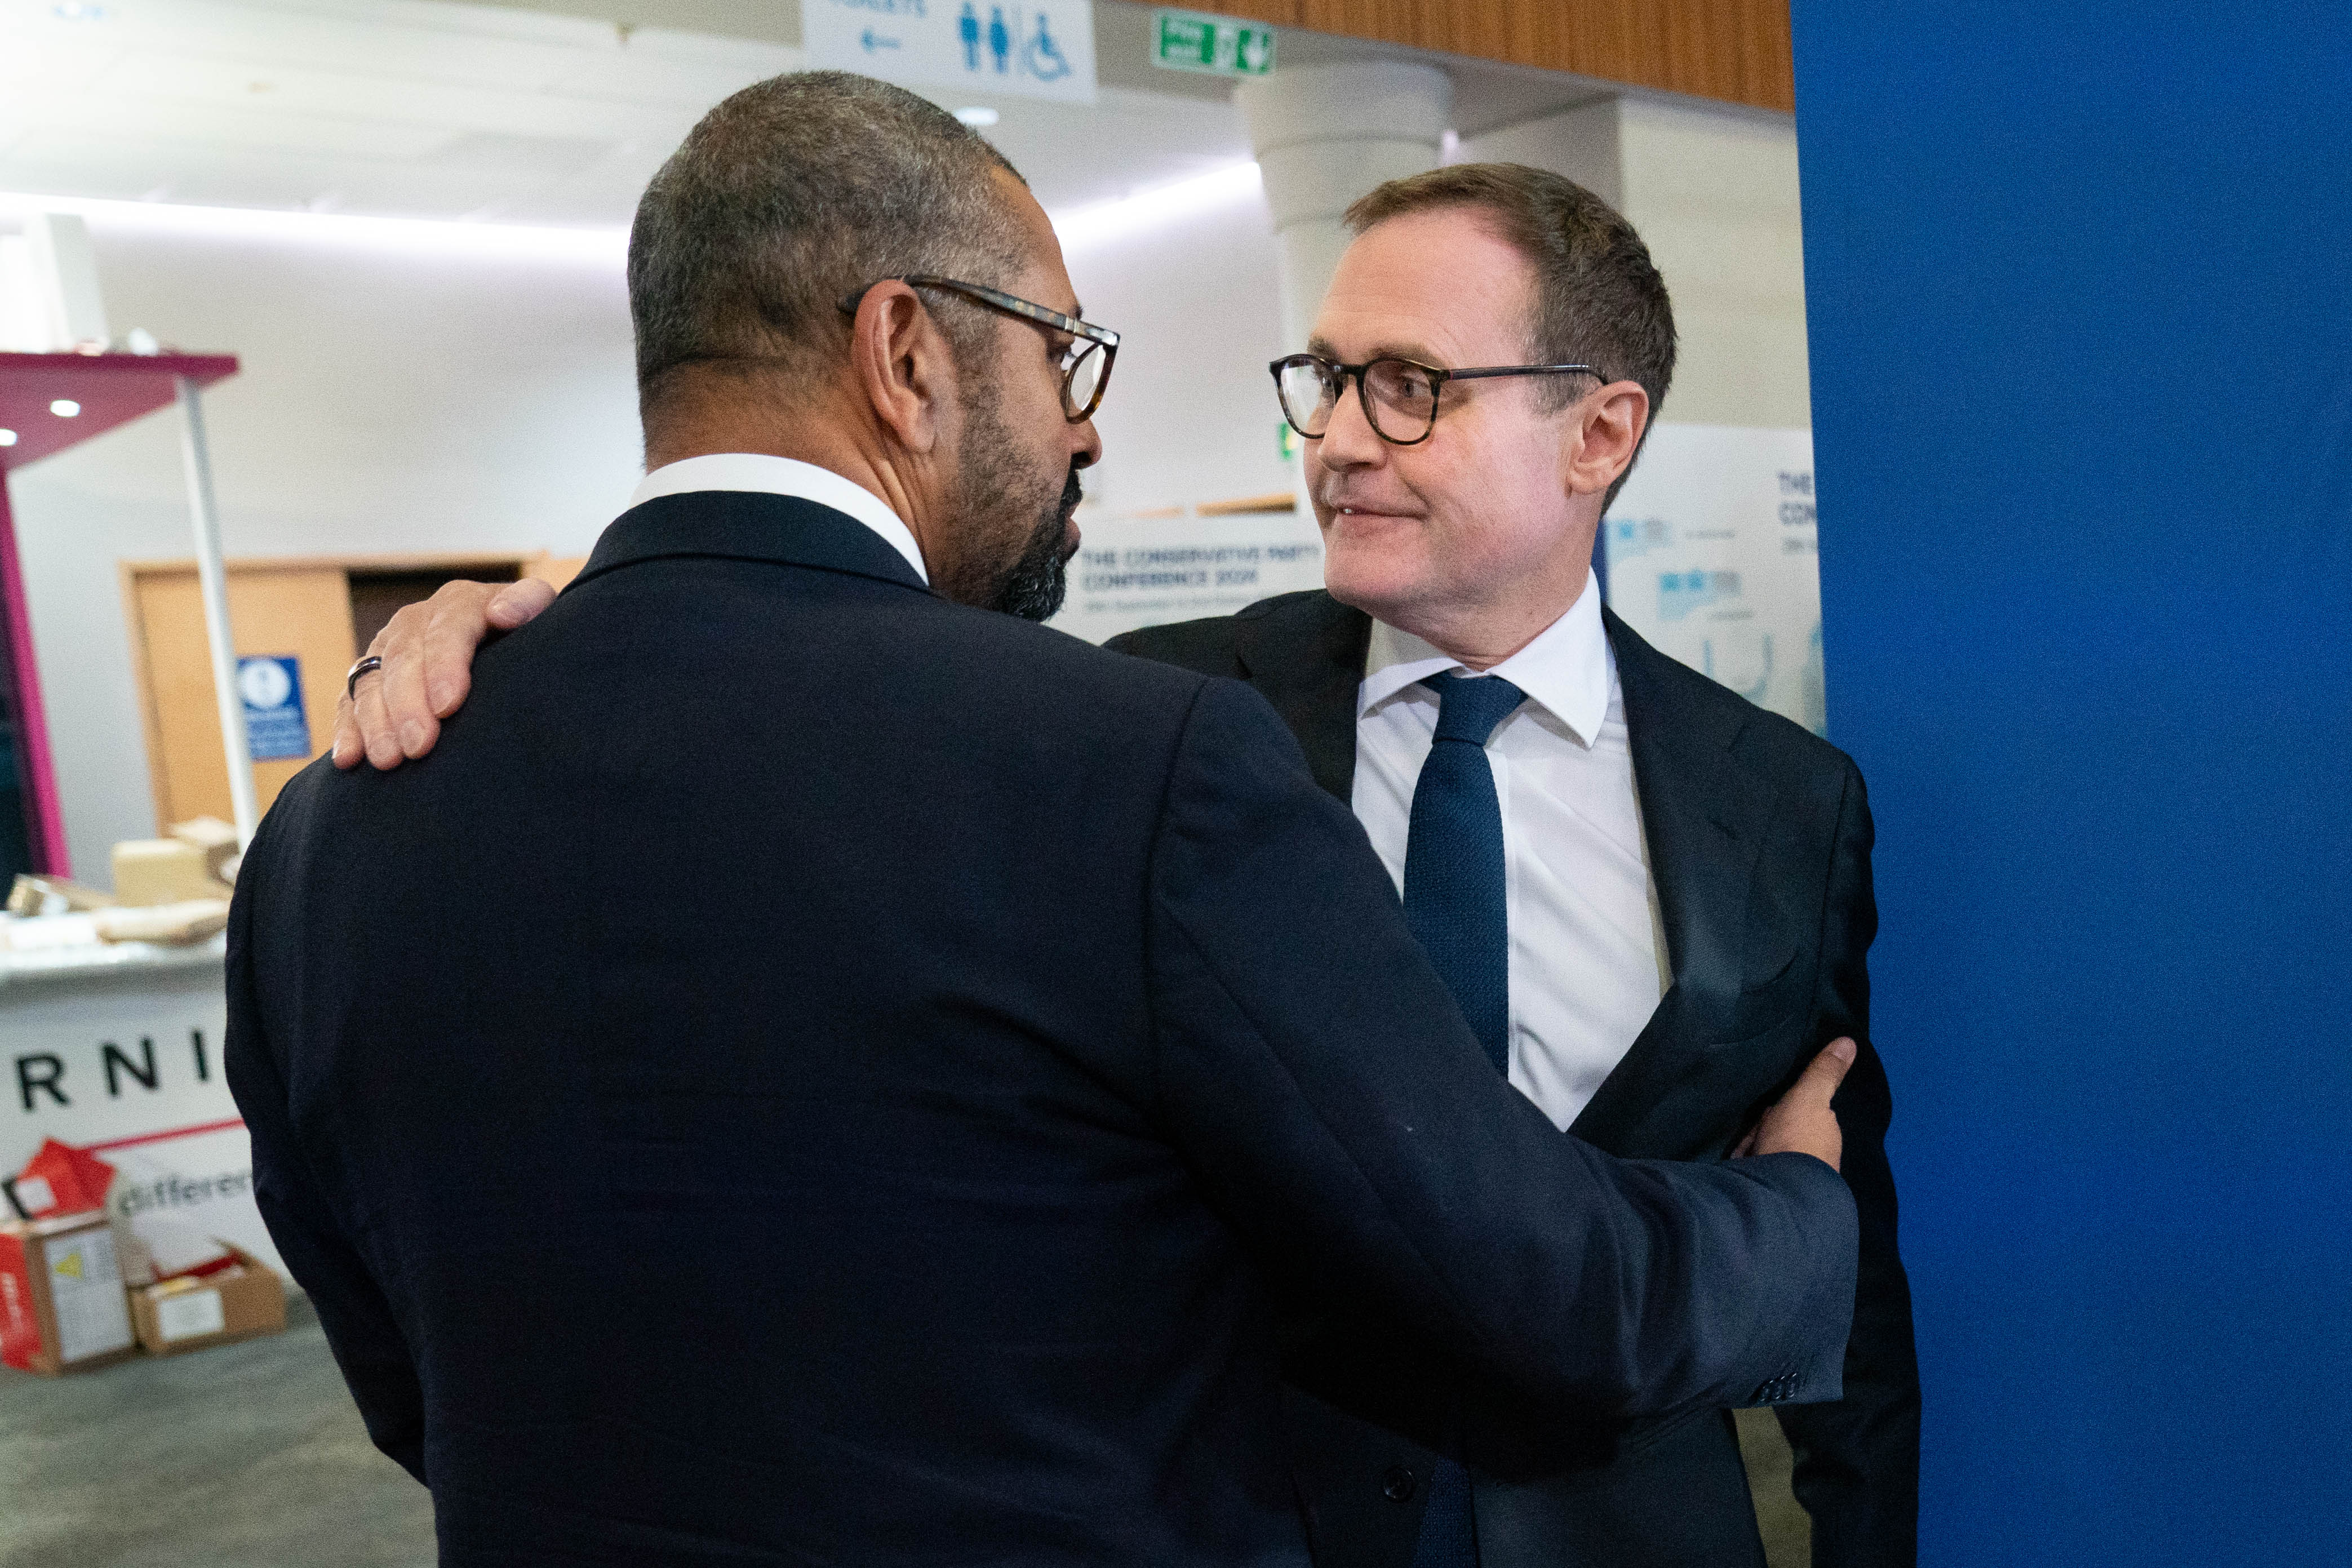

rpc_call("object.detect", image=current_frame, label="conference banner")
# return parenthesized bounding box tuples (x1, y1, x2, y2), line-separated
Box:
(1601, 423, 1826, 736)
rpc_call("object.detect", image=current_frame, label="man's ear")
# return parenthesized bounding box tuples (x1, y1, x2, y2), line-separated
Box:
(1563, 380, 1651, 499)
(847, 282, 956, 456)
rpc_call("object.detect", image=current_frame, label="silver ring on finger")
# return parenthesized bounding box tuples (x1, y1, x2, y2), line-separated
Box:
(345, 655, 384, 699)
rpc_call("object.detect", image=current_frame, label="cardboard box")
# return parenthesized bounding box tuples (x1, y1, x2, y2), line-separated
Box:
(168, 815, 241, 883)
(94, 898, 230, 946)
(0, 1211, 139, 1376)
(109, 837, 230, 907)
(130, 1245, 286, 1357)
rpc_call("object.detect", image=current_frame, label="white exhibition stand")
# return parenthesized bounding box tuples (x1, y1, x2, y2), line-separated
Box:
(0, 935, 280, 1274)
(0, 353, 274, 1283)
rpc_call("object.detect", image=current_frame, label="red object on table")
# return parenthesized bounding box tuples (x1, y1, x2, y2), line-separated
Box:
(0, 350, 239, 874)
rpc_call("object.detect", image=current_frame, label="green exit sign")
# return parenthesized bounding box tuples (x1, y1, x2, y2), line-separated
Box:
(1153, 11, 1276, 77)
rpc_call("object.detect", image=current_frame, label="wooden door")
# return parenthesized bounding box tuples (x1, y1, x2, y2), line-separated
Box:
(123, 566, 357, 830)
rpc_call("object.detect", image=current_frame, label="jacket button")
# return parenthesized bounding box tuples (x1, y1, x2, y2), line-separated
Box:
(1381, 1466, 1417, 1503)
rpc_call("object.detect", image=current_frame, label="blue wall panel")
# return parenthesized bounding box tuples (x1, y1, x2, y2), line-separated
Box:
(1791, 6, 2352, 1562)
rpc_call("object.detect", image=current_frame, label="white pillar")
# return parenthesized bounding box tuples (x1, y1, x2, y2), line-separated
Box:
(177, 376, 258, 849)
(1236, 61, 1453, 356)
(1237, 62, 1450, 524)
(1461, 96, 1812, 429)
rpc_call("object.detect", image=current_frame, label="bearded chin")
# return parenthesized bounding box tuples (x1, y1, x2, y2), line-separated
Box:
(990, 465, 1082, 623)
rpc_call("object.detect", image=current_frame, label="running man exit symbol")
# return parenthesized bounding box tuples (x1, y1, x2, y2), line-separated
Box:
(1152, 10, 1276, 77)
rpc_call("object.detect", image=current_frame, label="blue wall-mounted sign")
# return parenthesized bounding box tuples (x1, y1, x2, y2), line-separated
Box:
(236, 655, 310, 762)
(804, 0, 1097, 105)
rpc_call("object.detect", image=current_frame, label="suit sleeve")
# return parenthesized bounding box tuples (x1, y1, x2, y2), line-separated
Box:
(224, 823, 431, 1485)
(1144, 678, 1860, 1423)
(1774, 761, 1922, 1567)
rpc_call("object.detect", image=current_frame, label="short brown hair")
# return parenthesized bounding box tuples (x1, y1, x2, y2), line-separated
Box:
(1346, 163, 1675, 505)
(629, 72, 1028, 424)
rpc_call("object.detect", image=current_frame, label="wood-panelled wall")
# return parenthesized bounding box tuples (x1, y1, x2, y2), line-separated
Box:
(1183, 0, 1794, 114)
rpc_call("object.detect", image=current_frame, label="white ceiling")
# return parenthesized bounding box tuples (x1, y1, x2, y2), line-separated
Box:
(0, 0, 1257, 225)
(0, 0, 1610, 229)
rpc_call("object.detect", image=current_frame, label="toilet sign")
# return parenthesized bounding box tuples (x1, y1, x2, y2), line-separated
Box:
(804, 0, 1098, 105)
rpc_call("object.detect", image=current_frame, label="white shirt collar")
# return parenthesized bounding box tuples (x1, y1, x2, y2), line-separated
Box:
(1358, 570, 1613, 748)
(628, 454, 929, 584)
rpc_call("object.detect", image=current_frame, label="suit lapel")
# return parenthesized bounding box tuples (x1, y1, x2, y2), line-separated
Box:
(1234, 592, 1370, 804)
(1569, 612, 1779, 1152)
(1221, 597, 1785, 1153)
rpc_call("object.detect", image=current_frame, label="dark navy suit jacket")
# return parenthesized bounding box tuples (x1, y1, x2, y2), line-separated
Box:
(228, 493, 1857, 1566)
(1111, 590, 1919, 1568)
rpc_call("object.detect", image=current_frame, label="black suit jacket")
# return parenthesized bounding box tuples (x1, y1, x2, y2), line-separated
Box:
(226, 494, 1859, 1567)
(1110, 589, 1919, 1568)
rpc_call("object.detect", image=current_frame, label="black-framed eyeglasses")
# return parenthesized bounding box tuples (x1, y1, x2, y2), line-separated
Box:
(840, 275, 1120, 423)
(1269, 353, 1603, 447)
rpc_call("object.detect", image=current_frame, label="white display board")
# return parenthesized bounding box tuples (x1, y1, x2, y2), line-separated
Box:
(803, 0, 1098, 105)
(1050, 509, 1325, 645)
(1601, 423, 1826, 736)
(1, 962, 282, 1275)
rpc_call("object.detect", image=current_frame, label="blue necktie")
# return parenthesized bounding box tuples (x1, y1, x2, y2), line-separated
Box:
(1400, 670, 1524, 1568)
(1403, 672, 1524, 1071)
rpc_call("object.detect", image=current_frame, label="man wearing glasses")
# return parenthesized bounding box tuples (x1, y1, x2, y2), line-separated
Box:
(1116, 167, 1920, 1568)
(245, 74, 1864, 1566)
(611, 270, 1114, 634)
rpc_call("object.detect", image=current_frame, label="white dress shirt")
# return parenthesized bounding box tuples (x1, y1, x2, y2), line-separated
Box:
(629, 453, 930, 584)
(1352, 571, 1671, 1132)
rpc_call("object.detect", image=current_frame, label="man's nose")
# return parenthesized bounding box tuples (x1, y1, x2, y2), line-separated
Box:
(1315, 379, 1386, 469)
(1071, 415, 1104, 470)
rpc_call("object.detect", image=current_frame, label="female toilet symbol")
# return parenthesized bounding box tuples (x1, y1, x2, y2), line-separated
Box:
(1024, 11, 1071, 81)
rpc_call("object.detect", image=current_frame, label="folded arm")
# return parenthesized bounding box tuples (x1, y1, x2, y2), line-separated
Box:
(1776, 763, 1923, 1567)
(1147, 678, 1860, 1424)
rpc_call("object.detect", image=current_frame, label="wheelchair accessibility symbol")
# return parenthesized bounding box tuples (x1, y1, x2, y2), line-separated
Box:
(1024, 10, 1071, 81)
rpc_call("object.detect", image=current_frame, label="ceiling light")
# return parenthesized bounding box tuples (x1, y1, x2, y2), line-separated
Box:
(955, 106, 1000, 127)
(49, 400, 79, 417)
(1051, 162, 1264, 252)
(0, 191, 627, 265)
(0, 430, 16, 447)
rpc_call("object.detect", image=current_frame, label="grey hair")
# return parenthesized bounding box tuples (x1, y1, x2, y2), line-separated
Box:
(628, 71, 1029, 420)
